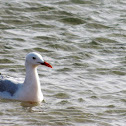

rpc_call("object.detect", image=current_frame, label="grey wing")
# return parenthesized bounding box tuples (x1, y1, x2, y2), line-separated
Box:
(0, 79, 19, 96)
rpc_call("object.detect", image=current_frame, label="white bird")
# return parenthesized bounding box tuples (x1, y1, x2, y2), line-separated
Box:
(0, 52, 52, 103)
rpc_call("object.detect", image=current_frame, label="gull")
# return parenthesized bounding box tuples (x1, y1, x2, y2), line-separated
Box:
(0, 52, 52, 103)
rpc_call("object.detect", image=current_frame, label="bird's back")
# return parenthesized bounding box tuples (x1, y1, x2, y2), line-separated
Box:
(0, 79, 19, 96)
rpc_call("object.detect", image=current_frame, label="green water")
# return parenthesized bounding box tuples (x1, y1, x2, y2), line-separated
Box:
(0, 0, 126, 125)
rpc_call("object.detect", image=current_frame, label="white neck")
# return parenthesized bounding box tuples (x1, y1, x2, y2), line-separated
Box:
(19, 62, 43, 102)
(24, 63, 39, 88)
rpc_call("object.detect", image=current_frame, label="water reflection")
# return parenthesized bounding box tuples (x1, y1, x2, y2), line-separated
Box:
(21, 101, 42, 112)
(21, 101, 41, 107)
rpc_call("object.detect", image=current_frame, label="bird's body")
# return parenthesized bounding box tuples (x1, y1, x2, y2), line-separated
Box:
(0, 52, 52, 102)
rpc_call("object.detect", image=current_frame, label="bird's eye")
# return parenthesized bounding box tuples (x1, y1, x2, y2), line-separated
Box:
(32, 57, 36, 60)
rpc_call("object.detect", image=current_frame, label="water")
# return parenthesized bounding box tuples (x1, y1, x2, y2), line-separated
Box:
(0, 0, 126, 125)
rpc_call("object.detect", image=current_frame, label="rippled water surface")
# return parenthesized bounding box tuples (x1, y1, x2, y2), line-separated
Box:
(0, 0, 126, 125)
